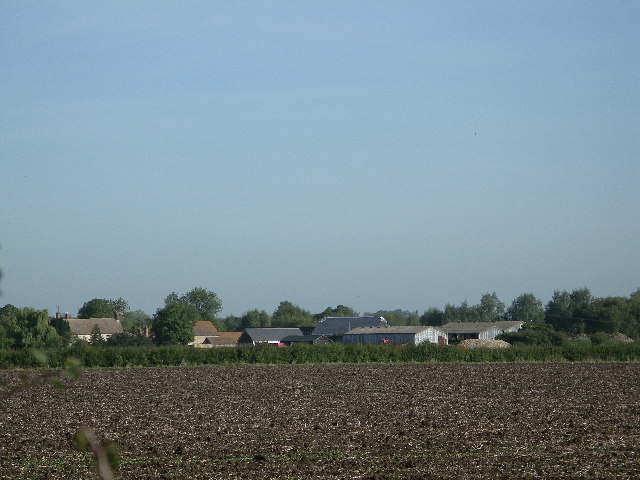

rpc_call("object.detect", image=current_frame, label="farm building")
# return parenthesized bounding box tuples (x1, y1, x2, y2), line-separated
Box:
(313, 316, 389, 341)
(342, 326, 448, 345)
(198, 331, 243, 348)
(190, 321, 219, 346)
(281, 334, 332, 346)
(440, 321, 523, 344)
(65, 314, 124, 342)
(238, 328, 304, 345)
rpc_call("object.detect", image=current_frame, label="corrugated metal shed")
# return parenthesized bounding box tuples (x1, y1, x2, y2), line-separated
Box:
(313, 316, 389, 336)
(343, 326, 447, 345)
(239, 328, 303, 345)
(281, 335, 332, 345)
(440, 321, 523, 342)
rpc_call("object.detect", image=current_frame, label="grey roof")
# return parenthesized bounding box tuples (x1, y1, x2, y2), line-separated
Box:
(281, 334, 330, 343)
(313, 316, 389, 336)
(242, 328, 303, 343)
(440, 322, 520, 334)
(68, 318, 124, 335)
(345, 326, 441, 335)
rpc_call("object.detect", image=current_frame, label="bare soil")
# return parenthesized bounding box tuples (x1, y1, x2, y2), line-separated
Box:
(0, 363, 638, 479)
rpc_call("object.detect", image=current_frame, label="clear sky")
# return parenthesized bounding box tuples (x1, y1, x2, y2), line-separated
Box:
(1, 1, 639, 318)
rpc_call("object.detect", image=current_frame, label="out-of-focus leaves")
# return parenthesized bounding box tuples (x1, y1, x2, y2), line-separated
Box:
(31, 349, 49, 365)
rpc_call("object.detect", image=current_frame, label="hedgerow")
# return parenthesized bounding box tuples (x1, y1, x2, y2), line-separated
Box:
(0, 341, 638, 369)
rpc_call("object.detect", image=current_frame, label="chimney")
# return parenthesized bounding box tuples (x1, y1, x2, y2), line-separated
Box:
(114, 311, 120, 321)
(65, 312, 70, 320)
(55, 312, 61, 319)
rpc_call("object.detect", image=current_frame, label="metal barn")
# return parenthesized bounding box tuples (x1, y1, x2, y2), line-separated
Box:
(342, 326, 448, 345)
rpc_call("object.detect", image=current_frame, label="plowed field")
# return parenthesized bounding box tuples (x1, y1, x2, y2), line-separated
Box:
(1, 363, 638, 479)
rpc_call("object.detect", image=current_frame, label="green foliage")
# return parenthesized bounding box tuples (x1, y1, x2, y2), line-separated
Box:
(272, 301, 315, 327)
(152, 303, 198, 345)
(545, 288, 640, 339)
(90, 325, 105, 346)
(220, 314, 240, 331)
(477, 292, 506, 322)
(0, 341, 639, 369)
(506, 293, 544, 323)
(165, 287, 222, 322)
(78, 298, 128, 319)
(240, 309, 272, 328)
(0, 306, 62, 349)
(314, 305, 359, 321)
(498, 323, 566, 347)
(105, 332, 153, 347)
(120, 310, 151, 333)
(443, 300, 481, 323)
(420, 307, 444, 326)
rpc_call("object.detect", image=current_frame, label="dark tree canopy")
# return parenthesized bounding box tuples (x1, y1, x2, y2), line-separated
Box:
(506, 293, 544, 324)
(152, 302, 198, 345)
(272, 301, 314, 327)
(77, 298, 129, 319)
(420, 307, 445, 326)
(240, 309, 272, 328)
(165, 287, 222, 321)
(0, 306, 62, 349)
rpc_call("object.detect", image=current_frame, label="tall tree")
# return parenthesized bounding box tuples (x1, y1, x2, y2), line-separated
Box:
(165, 287, 222, 322)
(420, 307, 445, 326)
(120, 310, 151, 333)
(240, 309, 272, 328)
(151, 303, 198, 345)
(506, 293, 544, 323)
(477, 292, 506, 322)
(0, 307, 62, 349)
(545, 288, 593, 334)
(272, 301, 314, 327)
(78, 298, 129, 319)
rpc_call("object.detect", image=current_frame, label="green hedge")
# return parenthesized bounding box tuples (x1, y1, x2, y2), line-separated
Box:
(0, 342, 638, 369)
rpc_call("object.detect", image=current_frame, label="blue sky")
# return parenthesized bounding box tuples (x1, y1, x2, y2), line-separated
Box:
(1, 1, 638, 317)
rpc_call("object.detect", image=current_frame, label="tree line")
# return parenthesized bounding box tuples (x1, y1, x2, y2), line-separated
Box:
(0, 286, 639, 349)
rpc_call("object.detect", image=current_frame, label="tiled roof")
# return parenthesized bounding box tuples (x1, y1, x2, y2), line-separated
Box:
(68, 318, 124, 335)
(203, 332, 242, 346)
(193, 321, 219, 336)
(313, 316, 389, 336)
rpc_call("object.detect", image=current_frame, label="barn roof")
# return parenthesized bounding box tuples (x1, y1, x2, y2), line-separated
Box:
(440, 322, 502, 334)
(203, 332, 242, 346)
(67, 318, 124, 335)
(313, 316, 388, 336)
(281, 334, 330, 343)
(242, 328, 303, 342)
(345, 326, 440, 335)
(193, 321, 219, 336)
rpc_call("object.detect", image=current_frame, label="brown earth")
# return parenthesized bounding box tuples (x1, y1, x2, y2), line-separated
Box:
(0, 363, 638, 479)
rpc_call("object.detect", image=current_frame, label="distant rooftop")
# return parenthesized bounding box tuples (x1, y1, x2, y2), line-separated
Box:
(313, 316, 389, 336)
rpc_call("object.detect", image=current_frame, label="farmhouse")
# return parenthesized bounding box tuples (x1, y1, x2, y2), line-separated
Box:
(313, 316, 389, 342)
(440, 321, 523, 344)
(343, 325, 448, 345)
(64, 312, 124, 342)
(238, 328, 304, 345)
(190, 320, 219, 346)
